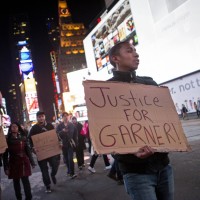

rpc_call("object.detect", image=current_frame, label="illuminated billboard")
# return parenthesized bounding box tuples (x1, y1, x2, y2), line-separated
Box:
(91, 0, 138, 72)
(22, 72, 34, 80)
(84, 0, 200, 84)
(24, 78, 39, 115)
(17, 41, 27, 46)
(24, 78, 36, 93)
(20, 46, 32, 63)
(25, 92, 39, 115)
(19, 62, 33, 73)
(20, 51, 32, 62)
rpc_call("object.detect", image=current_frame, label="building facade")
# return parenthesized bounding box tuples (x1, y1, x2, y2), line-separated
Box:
(58, 0, 87, 95)
(9, 14, 39, 123)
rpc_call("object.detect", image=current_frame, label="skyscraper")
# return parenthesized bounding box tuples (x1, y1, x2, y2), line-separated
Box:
(9, 13, 39, 123)
(58, 0, 87, 94)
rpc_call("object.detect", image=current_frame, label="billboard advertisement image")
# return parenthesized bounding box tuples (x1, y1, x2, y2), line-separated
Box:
(91, 0, 138, 72)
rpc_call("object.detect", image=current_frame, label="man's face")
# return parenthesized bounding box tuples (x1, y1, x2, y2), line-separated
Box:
(114, 43, 139, 71)
(72, 118, 77, 124)
(37, 114, 45, 124)
(62, 114, 68, 122)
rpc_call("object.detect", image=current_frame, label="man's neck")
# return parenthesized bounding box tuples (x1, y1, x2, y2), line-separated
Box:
(63, 121, 68, 125)
(38, 121, 45, 126)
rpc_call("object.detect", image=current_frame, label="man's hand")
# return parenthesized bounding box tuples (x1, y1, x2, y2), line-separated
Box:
(134, 145, 155, 159)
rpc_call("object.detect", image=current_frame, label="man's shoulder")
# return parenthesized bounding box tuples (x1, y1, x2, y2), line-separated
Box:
(30, 123, 39, 130)
(46, 122, 54, 128)
(137, 75, 154, 80)
(68, 122, 74, 127)
(136, 75, 158, 86)
(29, 124, 40, 136)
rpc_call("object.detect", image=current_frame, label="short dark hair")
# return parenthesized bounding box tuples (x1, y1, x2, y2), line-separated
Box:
(62, 112, 69, 118)
(108, 41, 130, 68)
(36, 111, 45, 117)
(72, 116, 77, 120)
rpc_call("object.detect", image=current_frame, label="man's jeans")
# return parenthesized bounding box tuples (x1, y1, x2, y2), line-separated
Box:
(62, 147, 75, 175)
(38, 155, 60, 187)
(123, 164, 174, 200)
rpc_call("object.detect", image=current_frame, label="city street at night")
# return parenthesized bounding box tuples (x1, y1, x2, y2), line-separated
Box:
(1, 118, 200, 200)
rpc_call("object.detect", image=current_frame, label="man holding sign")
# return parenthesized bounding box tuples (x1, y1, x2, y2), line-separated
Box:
(28, 111, 61, 193)
(107, 41, 174, 200)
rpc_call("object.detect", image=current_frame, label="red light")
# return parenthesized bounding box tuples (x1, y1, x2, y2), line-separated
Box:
(97, 18, 101, 23)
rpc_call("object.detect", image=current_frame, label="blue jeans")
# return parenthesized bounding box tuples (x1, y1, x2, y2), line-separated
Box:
(123, 165, 174, 200)
(62, 147, 75, 175)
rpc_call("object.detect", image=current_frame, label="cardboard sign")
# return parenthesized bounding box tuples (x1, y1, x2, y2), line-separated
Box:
(83, 80, 191, 154)
(31, 129, 61, 161)
(0, 126, 7, 154)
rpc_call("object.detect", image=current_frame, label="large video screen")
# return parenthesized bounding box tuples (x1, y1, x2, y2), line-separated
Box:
(91, 0, 138, 72)
(20, 51, 32, 62)
(19, 62, 33, 73)
(84, 0, 200, 83)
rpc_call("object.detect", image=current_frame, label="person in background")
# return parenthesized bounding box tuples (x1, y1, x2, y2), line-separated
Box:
(88, 153, 112, 173)
(107, 158, 124, 185)
(3, 122, 36, 200)
(56, 112, 78, 179)
(107, 41, 174, 200)
(71, 116, 86, 170)
(181, 104, 188, 120)
(193, 102, 199, 118)
(81, 120, 92, 154)
(20, 123, 29, 137)
(84, 121, 112, 173)
(28, 111, 61, 193)
(196, 100, 200, 118)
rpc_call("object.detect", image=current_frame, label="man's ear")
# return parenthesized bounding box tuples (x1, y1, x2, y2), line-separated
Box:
(111, 55, 119, 64)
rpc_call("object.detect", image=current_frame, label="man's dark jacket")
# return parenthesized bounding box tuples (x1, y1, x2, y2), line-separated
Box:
(56, 122, 78, 149)
(28, 121, 55, 149)
(108, 70, 169, 174)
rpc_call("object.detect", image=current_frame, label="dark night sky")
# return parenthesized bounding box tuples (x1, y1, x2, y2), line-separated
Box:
(0, 0, 105, 120)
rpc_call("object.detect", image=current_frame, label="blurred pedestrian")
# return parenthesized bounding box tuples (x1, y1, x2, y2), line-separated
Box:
(107, 158, 124, 185)
(56, 112, 78, 179)
(197, 100, 200, 118)
(81, 120, 91, 154)
(28, 111, 61, 193)
(3, 122, 36, 200)
(88, 153, 112, 173)
(181, 104, 188, 120)
(72, 116, 86, 170)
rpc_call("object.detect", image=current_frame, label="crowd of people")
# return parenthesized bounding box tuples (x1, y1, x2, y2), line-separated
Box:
(0, 110, 116, 199)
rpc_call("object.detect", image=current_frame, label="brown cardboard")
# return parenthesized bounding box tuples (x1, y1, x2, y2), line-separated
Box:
(31, 129, 61, 161)
(0, 127, 7, 154)
(83, 80, 191, 154)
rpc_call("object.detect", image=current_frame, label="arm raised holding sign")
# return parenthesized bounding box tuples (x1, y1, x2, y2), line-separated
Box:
(107, 41, 174, 200)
